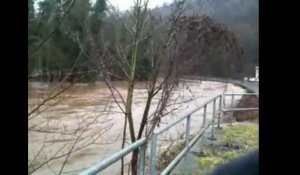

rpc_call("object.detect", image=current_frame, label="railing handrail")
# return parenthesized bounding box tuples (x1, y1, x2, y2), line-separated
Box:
(224, 93, 258, 96)
(160, 120, 214, 175)
(154, 94, 221, 135)
(79, 138, 146, 175)
(79, 92, 258, 175)
(222, 107, 259, 112)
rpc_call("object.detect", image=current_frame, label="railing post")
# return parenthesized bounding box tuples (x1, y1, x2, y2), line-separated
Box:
(223, 93, 226, 108)
(182, 115, 191, 174)
(231, 94, 234, 107)
(150, 134, 158, 175)
(217, 95, 222, 129)
(196, 104, 208, 157)
(202, 104, 207, 129)
(185, 115, 191, 149)
(139, 143, 146, 175)
(209, 98, 216, 140)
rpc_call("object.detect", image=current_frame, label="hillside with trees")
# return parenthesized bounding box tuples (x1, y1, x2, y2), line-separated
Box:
(28, 0, 258, 82)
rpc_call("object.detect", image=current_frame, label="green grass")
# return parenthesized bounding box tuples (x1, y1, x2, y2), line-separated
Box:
(198, 123, 258, 174)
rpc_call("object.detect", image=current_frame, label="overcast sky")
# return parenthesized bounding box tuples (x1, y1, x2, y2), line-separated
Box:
(107, 0, 174, 11)
(34, 0, 174, 12)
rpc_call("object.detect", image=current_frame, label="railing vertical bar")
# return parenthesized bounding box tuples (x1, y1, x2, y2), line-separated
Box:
(202, 104, 207, 128)
(182, 114, 191, 174)
(139, 143, 146, 175)
(217, 95, 222, 129)
(210, 98, 216, 140)
(185, 115, 191, 148)
(150, 134, 158, 175)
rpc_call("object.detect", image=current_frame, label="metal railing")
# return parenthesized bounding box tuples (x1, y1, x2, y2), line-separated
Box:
(150, 94, 222, 175)
(223, 93, 259, 110)
(79, 92, 258, 175)
(79, 138, 147, 175)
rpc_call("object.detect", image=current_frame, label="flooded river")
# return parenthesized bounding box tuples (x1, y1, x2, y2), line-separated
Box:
(28, 80, 245, 175)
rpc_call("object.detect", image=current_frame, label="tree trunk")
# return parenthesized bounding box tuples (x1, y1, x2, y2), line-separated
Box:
(121, 113, 128, 175)
(137, 92, 153, 139)
(125, 81, 138, 175)
(125, 81, 136, 143)
(131, 149, 139, 175)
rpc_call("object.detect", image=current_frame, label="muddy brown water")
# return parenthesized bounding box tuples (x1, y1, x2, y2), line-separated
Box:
(28, 80, 245, 175)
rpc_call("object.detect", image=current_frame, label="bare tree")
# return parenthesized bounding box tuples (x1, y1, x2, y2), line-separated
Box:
(64, 0, 245, 174)
(28, 51, 116, 174)
(75, 0, 189, 174)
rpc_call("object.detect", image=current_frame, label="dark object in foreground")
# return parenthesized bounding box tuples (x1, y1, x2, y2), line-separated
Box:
(210, 149, 258, 175)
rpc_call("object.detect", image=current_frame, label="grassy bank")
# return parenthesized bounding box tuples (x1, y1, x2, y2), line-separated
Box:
(198, 123, 258, 174)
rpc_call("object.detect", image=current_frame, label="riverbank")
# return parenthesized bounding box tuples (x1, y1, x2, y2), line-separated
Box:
(171, 122, 258, 175)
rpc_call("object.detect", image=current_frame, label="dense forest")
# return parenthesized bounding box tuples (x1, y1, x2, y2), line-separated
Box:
(28, 0, 258, 82)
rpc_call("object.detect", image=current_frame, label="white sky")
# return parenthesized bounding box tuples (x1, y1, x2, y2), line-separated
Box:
(104, 0, 174, 11)
(35, 0, 174, 12)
